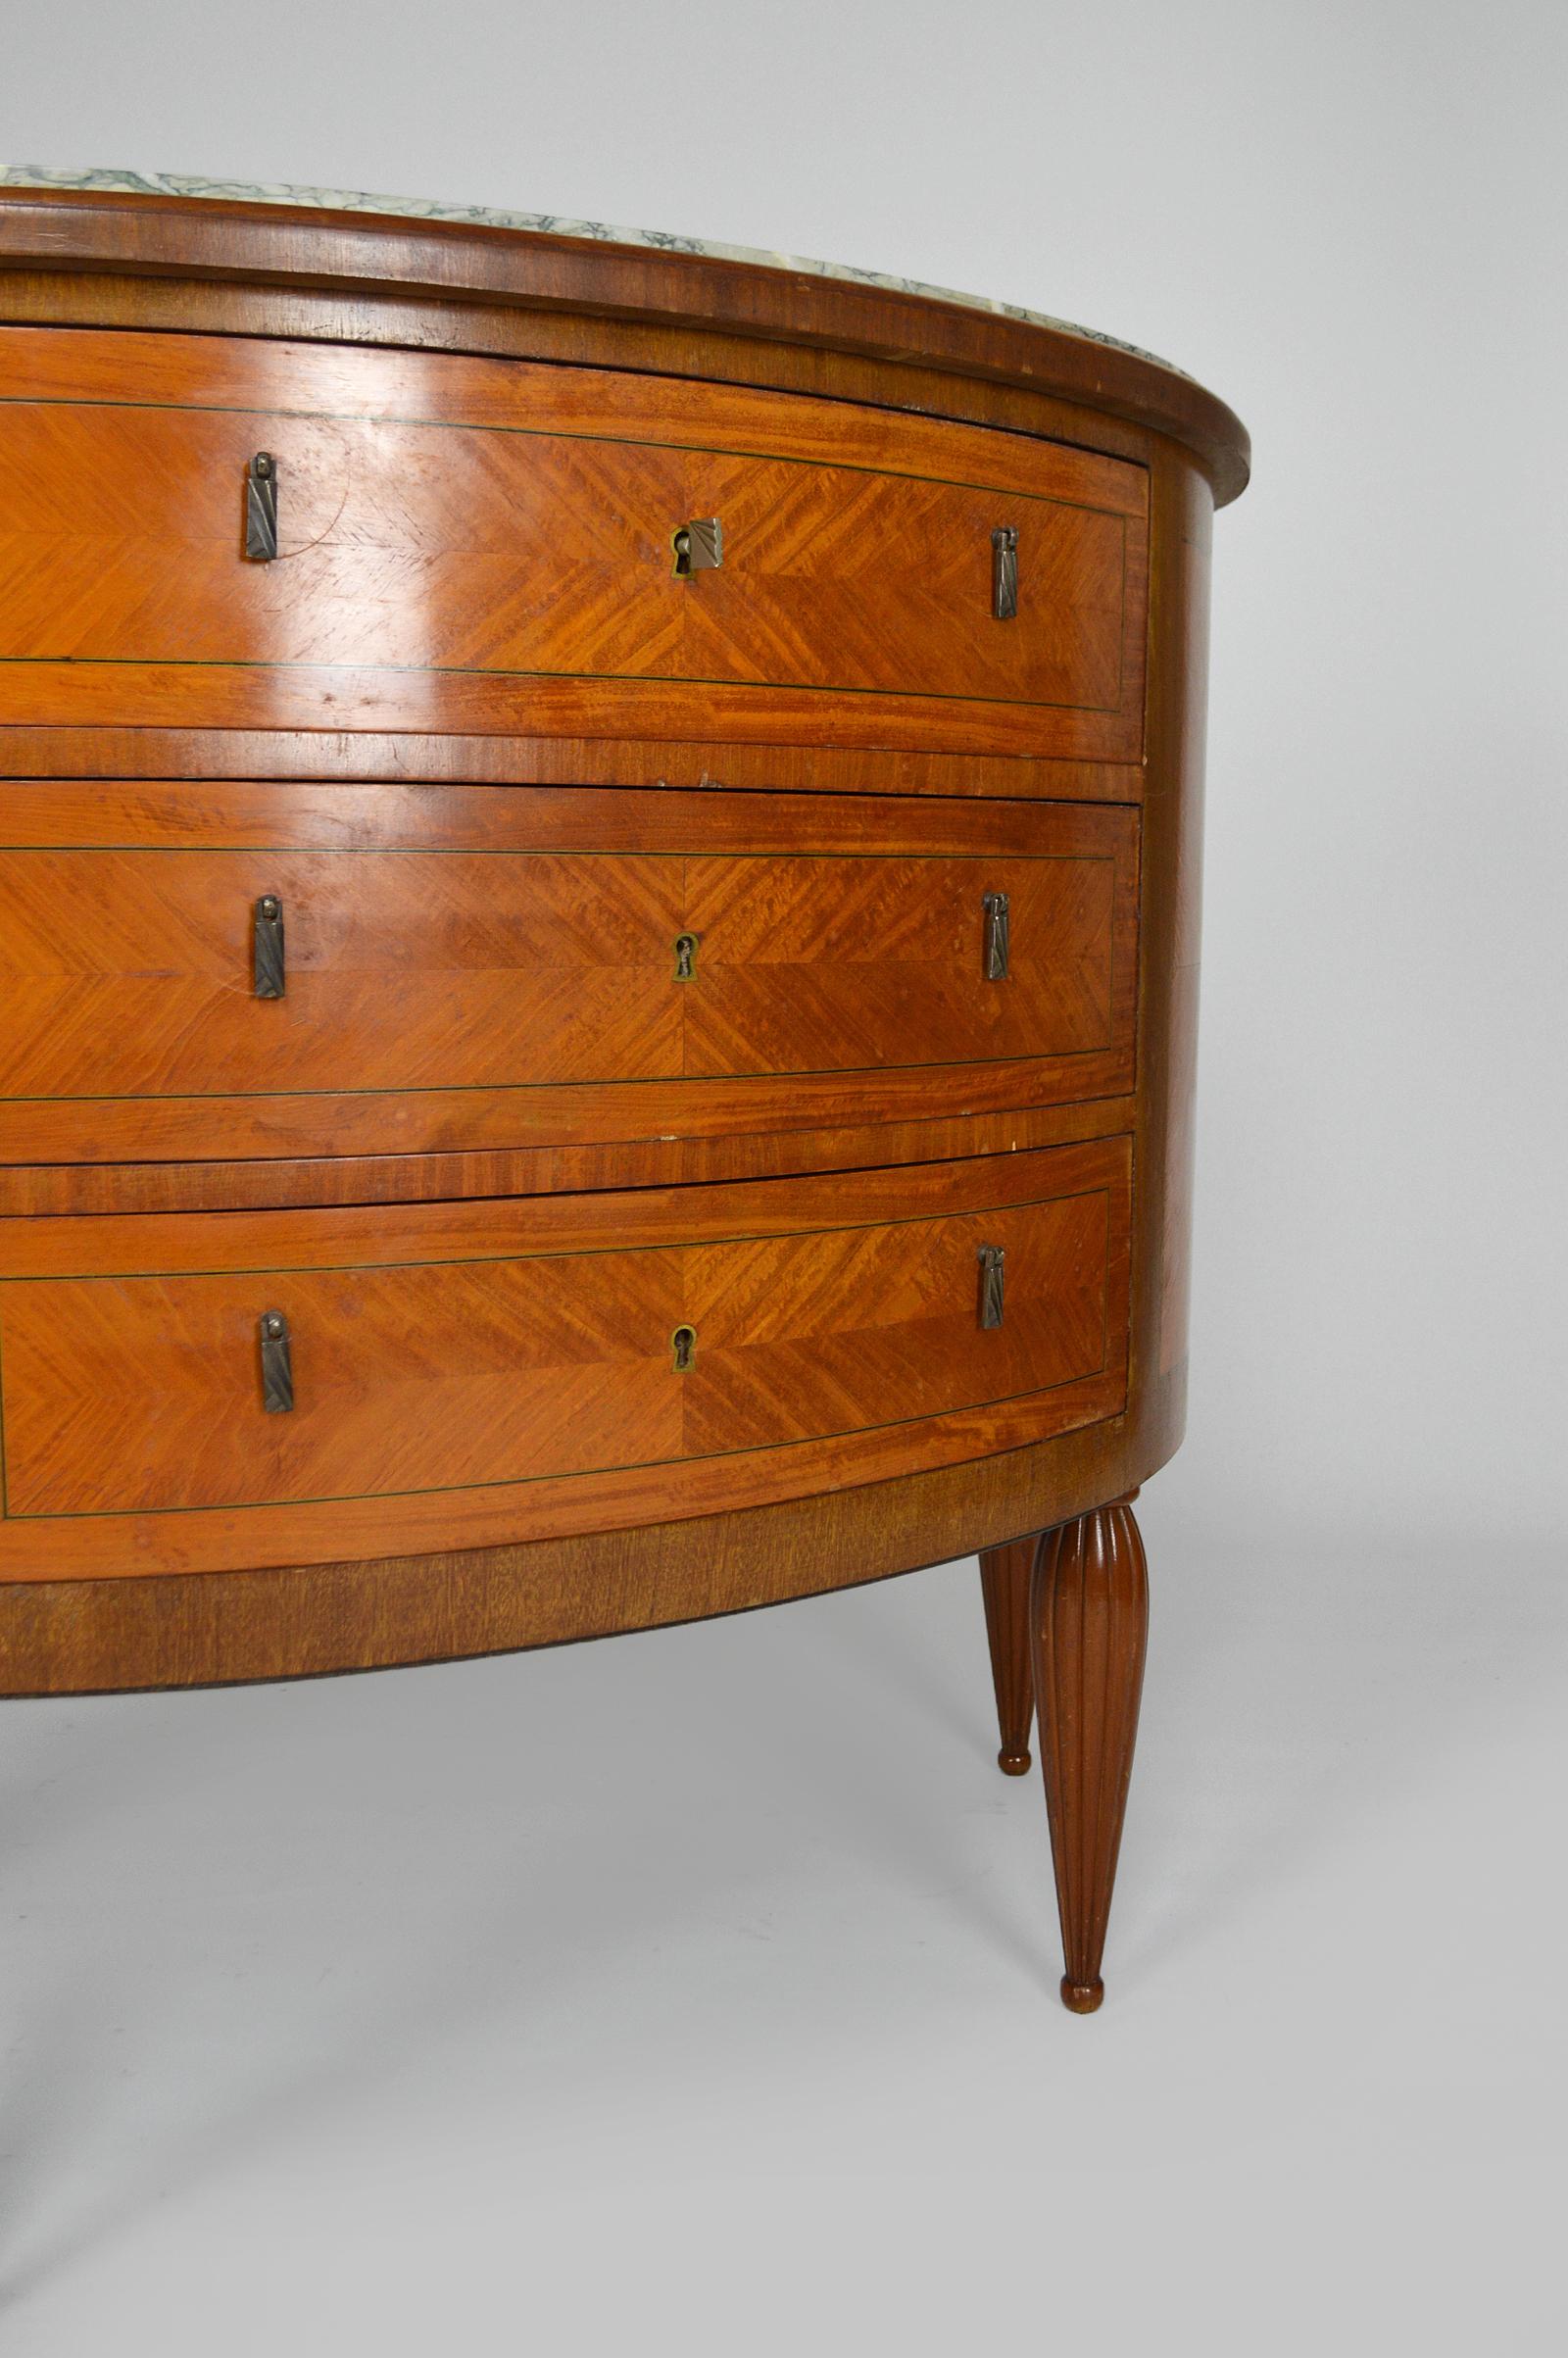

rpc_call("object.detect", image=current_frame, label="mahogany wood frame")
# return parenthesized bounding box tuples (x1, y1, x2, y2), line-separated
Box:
(0, 189, 1247, 2009)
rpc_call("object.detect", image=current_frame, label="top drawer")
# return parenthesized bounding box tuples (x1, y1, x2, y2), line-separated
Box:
(0, 327, 1149, 761)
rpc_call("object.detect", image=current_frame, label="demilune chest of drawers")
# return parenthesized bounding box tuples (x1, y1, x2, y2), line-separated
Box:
(0, 175, 1249, 2012)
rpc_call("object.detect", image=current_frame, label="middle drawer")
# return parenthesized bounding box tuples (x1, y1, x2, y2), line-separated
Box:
(0, 783, 1139, 1166)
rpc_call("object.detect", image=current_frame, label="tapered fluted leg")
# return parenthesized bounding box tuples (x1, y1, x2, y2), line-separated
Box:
(978, 1540, 1036, 1775)
(1029, 1499, 1149, 2013)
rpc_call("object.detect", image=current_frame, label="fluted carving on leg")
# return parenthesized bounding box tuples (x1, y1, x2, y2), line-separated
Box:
(1029, 1499, 1149, 2013)
(978, 1540, 1037, 1775)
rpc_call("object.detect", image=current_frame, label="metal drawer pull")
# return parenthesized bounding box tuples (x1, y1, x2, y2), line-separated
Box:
(253, 895, 286, 999)
(992, 524, 1018, 620)
(672, 517, 722, 576)
(977, 1244, 1006, 1330)
(259, 1311, 294, 1413)
(673, 932, 700, 981)
(982, 890, 1011, 980)
(671, 1324, 698, 1373)
(246, 451, 279, 561)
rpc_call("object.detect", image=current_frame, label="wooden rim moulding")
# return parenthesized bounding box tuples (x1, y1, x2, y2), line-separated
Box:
(0, 187, 1250, 504)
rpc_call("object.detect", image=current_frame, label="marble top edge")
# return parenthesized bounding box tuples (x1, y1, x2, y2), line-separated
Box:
(1, 166, 1190, 381)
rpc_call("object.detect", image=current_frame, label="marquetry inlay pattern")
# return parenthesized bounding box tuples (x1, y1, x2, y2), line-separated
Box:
(0, 324, 1149, 761)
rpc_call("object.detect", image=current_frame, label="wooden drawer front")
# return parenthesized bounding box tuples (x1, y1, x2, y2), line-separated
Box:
(683, 853, 1117, 1076)
(0, 850, 687, 1095)
(0, 403, 1132, 707)
(0, 1144, 1128, 1531)
(0, 328, 1147, 760)
(0, 792, 1137, 1116)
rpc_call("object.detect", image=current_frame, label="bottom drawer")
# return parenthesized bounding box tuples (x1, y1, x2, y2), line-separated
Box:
(0, 1140, 1130, 1574)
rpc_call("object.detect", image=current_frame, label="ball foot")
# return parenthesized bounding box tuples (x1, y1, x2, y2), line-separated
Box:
(1060, 1976, 1104, 2014)
(998, 1745, 1032, 1777)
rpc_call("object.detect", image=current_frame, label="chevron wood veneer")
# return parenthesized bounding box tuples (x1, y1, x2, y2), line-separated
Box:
(0, 185, 1248, 2014)
(0, 796, 1137, 1129)
(1, 1144, 1128, 1534)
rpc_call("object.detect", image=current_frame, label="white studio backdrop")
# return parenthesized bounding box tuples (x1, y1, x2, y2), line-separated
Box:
(2, 8, 1566, 2355)
(8, 0, 1561, 1561)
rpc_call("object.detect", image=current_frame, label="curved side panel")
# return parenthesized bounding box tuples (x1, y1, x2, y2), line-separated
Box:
(1123, 443, 1214, 1479)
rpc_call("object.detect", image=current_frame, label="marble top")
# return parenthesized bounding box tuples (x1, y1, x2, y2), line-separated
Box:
(1, 166, 1185, 378)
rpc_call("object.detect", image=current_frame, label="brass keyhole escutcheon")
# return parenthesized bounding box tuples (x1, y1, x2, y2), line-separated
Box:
(671, 1324, 698, 1373)
(673, 932, 700, 981)
(671, 517, 722, 577)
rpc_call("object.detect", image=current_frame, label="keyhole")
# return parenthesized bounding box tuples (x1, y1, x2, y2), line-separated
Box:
(671, 1324, 698, 1373)
(673, 932, 700, 981)
(671, 517, 721, 576)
